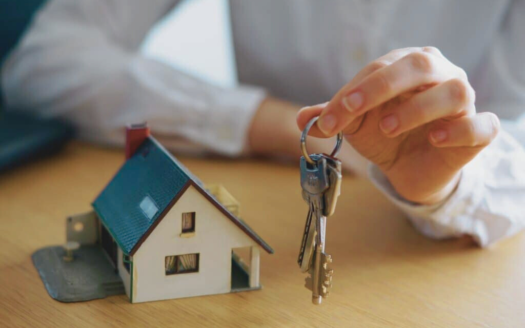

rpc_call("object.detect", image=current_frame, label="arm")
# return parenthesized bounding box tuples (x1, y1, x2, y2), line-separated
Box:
(1, 0, 366, 169)
(1, 0, 265, 156)
(2, 0, 370, 171)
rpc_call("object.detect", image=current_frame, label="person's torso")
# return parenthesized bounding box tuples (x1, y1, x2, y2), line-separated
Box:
(229, 0, 511, 105)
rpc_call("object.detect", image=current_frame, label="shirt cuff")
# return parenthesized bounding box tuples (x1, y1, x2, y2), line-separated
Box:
(204, 84, 266, 156)
(368, 158, 489, 245)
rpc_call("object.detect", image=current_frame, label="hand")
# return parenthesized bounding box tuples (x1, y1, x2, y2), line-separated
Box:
(297, 47, 500, 205)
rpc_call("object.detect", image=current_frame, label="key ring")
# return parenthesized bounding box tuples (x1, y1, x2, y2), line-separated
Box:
(300, 116, 343, 164)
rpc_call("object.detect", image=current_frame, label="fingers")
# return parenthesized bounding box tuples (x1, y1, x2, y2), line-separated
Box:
(344, 52, 452, 113)
(299, 48, 426, 136)
(379, 78, 476, 137)
(299, 46, 470, 140)
(428, 112, 500, 148)
(318, 51, 460, 136)
(297, 51, 398, 136)
(296, 102, 327, 137)
(339, 47, 424, 94)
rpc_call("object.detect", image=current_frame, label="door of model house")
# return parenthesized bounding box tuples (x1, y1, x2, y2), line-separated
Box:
(231, 248, 250, 290)
(231, 246, 260, 291)
(100, 223, 118, 270)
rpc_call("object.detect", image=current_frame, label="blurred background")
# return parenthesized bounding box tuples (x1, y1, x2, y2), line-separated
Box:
(143, 0, 236, 89)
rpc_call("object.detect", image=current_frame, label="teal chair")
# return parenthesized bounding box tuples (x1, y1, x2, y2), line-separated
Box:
(0, 0, 74, 173)
(1, 0, 48, 104)
(0, 0, 48, 67)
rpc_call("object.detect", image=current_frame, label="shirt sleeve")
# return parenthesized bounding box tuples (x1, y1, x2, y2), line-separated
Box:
(1, 0, 266, 156)
(369, 127, 525, 247)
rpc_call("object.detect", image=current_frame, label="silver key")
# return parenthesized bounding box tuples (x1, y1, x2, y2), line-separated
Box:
(298, 155, 329, 273)
(298, 204, 316, 273)
(298, 117, 343, 305)
(298, 155, 341, 272)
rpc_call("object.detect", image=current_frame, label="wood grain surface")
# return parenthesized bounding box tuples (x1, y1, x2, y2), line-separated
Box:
(1, 142, 524, 328)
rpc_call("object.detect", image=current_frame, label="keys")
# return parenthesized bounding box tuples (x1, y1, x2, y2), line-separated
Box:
(297, 116, 343, 305)
(298, 204, 315, 273)
(297, 154, 329, 273)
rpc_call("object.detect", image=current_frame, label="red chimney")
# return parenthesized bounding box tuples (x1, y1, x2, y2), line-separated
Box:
(125, 123, 150, 159)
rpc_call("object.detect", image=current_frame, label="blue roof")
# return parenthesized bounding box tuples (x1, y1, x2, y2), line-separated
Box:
(92, 138, 189, 254)
(92, 137, 273, 255)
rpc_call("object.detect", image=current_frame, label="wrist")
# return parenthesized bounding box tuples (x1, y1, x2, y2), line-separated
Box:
(248, 97, 302, 157)
(422, 172, 461, 205)
(385, 170, 461, 206)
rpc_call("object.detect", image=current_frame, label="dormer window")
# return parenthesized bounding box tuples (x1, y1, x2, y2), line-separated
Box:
(139, 196, 158, 220)
(181, 212, 195, 235)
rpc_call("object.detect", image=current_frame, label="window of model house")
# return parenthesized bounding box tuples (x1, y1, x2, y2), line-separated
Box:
(123, 255, 130, 273)
(165, 254, 199, 275)
(181, 212, 196, 233)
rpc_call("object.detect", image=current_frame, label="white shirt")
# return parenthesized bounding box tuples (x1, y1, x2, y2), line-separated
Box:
(2, 0, 525, 247)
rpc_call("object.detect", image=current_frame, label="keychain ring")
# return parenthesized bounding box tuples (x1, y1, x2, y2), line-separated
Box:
(301, 116, 343, 164)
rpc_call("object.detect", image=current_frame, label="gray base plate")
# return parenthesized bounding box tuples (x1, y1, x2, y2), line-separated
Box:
(32, 245, 125, 303)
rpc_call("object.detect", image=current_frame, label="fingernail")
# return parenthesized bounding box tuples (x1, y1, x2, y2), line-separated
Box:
(379, 115, 399, 134)
(318, 114, 337, 135)
(342, 92, 364, 112)
(300, 102, 329, 112)
(430, 130, 448, 143)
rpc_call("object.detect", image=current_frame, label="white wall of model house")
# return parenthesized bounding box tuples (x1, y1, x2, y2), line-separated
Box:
(130, 185, 260, 303)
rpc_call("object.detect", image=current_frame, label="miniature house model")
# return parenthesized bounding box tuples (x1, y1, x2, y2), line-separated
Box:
(62, 125, 273, 303)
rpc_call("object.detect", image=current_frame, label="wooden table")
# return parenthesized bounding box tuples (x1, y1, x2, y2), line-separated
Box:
(1, 142, 524, 328)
